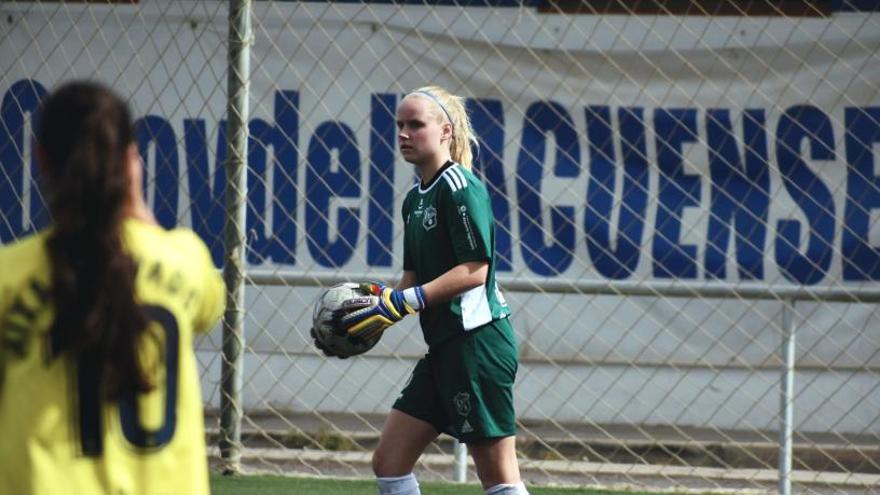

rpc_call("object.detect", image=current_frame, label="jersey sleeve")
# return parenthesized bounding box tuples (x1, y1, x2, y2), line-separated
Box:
(187, 233, 226, 334)
(0, 283, 8, 389)
(0, 245, 19, 330)
(0, 279, 9, 339)
(441, 180, 493, 265)
(0, 243, 25, 391)
(0, 247, 19, 385)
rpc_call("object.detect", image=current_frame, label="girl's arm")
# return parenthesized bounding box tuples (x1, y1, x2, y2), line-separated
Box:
(394, 270, 418, 291)
(393, 260, 487, 306)
(420, 261, 488, 306)
(340, 261, 489, 339)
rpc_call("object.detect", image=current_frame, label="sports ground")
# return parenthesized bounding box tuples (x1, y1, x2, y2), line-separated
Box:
(210, 474, 716, 495)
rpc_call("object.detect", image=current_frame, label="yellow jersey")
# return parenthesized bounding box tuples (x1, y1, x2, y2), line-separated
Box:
(0, 220, 225, 495)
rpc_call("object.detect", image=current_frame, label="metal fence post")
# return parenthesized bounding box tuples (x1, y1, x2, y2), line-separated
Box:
(778, 298, 796, 495)
(220, 0, 252, 476)
(454, 440, 468, 482)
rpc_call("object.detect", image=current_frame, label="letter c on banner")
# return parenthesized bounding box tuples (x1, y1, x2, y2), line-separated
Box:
(516, 101, 579, 276)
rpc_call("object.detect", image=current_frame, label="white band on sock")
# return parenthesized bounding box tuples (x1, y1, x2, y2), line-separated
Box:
(485, 481, 529, 495)
(377, 473, 420, 495)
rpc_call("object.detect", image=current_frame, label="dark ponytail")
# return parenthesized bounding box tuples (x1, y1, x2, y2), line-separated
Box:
(39, 81, 148, 398)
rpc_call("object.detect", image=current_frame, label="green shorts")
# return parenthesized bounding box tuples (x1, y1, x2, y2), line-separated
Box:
(392, 318, 519, 443)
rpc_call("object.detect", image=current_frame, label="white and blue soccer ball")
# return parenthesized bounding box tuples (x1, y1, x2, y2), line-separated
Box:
(311, 283, 380, 358)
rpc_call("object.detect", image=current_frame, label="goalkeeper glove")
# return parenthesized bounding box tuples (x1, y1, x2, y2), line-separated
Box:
(310, 326, 347, 359)
(339, 282, 426, 340)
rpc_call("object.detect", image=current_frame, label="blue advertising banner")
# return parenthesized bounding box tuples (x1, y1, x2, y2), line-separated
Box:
(2, 3, 879, 289)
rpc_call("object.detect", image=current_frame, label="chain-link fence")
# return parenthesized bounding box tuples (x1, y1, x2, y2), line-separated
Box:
(2, 1, 879, 494)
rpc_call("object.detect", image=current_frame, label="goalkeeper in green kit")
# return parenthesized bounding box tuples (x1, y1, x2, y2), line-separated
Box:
(336, 86, 528, 495)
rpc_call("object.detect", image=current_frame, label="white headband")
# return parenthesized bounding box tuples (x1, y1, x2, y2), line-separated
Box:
(412, 90, 453, 126)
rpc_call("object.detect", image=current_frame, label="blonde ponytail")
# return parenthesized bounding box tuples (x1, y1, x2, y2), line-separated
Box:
(409, 85, 478, 170)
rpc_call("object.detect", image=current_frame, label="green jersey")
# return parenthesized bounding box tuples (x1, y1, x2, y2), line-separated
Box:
(402, 161, 510, 347)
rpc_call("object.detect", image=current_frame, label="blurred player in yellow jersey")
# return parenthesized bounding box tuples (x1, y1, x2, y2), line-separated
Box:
(0, 81, 225, 495)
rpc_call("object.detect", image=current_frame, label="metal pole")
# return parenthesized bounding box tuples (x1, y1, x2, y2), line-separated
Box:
(453, 440, 468, 483)
(778, 299, 795, 495)
(220, 0, 251, 476)
(244, 269, 880, 303)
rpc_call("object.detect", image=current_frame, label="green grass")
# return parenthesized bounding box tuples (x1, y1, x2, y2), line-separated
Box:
(210, 473, 688, 495)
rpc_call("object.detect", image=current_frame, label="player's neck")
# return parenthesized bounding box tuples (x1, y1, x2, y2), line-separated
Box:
(124, 189, 159, 226)
(417, 154, 452, 185)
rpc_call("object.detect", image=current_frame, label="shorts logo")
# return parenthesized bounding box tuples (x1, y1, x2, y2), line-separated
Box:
(423, 206, 437, 231)
(453, 392, 471, 417)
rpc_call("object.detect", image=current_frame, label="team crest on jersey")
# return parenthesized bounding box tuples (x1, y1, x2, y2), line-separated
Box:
(453, 392, 471, 417)
(422, 206, 438, 231)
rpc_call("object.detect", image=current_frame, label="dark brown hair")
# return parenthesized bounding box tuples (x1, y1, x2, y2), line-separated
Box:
(39, 81, 148, 398)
